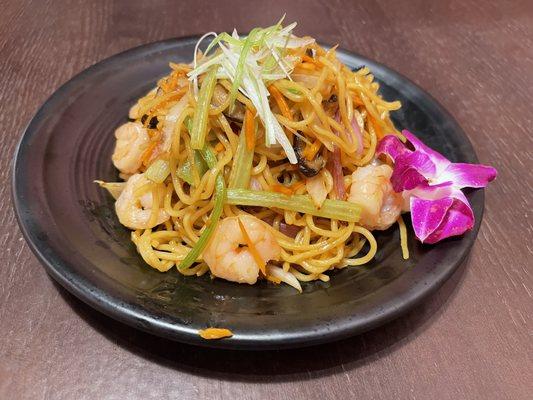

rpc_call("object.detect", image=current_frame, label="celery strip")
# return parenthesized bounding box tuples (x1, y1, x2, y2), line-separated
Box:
(177, 151, 208, 185)
(145, 159, 171, 183)
(190, 66, 218, 149)
(178, 147, 226, 271)
(226, 189, 361, 222)
(228, 123, 254, 189)
(184, 116, 192, 132)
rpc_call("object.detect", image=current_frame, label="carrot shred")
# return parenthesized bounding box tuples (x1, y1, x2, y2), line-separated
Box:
(352, 94, 364, 106)
(141, 141, 159, 165)
(303, 139, 322, 161)
(271, 181, 304, 196)
(238, 218, 266, 276)
(296, 62, 315, 71)
(302, 54, 319, 65)
(290, 181, 305, 192)
(244, 107, 255, 151)
(271, 184, 294, 196)
(198, 328, 233, 340)
(268, 85, 293, 120)
(214, 142, 225, 152)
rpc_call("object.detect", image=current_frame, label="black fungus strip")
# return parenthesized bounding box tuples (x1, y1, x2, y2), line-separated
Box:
(294, 133, 325, 177)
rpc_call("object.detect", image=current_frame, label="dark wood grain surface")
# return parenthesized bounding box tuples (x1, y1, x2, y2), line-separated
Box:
(1, 0, 532, 399)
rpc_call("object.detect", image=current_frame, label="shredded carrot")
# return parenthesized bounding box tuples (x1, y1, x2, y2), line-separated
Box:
(352, 94, 364, 106)
(244, 107, 255, 151)
(268, 85, 292, 120)
(271, 181, 304, 196)
(198, 328, 233, 340)
(290, 181, 305, 192)
(303, 139, 322, 161)
(152, 88, 187, 113)
(302, 54, 320, 65)
(296, 62, 315, 71)
(271, 184, 294, 196)
(214, 142, 225, 152)
(238, 218, 266, 275)
(141, 141, 159, 165)
(147, 130, 161, 140)
(159, 72, 181, 92)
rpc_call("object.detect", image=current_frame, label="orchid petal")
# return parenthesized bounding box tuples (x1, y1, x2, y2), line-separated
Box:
(434, 163, 497, 188)
(410, 196, 453, 243)
(377, 130, 496, 245)
(390, 152, 436, 192)
(410, 188, 474, 244)
(376, 135, 411, 162)
(402, 130, 450, 175)
(405, 180, 453, 198)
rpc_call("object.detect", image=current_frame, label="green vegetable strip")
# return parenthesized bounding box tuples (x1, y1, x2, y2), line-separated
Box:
(228, 29, 258, 111)
(226, 189, 362, 222)
(184, 116, 193, 132)
(178, 147, 226, 271)
(190, 66, 218, 149)
(177, 151, 208, 186)
(145, 159, 171, 183)
(228, 122, 254, 189)
(204, 32, 241, 56)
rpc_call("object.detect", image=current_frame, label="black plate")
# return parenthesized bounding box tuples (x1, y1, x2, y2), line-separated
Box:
(12, 37, 484, 350)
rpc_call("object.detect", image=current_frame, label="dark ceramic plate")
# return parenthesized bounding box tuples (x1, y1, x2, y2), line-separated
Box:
(12, 37, 484, 350)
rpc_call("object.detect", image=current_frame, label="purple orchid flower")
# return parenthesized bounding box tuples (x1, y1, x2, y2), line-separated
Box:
(377, 130, 497, 244)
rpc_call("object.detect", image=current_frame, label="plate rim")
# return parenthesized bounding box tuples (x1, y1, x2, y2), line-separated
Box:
(12, 36, 484, 350)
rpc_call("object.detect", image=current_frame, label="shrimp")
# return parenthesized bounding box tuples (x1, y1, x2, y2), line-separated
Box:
(203, 215, 281, 284)
(115, 174, 169, 229)
(348, 164, 402, 230)
(112, 122, 150, 174)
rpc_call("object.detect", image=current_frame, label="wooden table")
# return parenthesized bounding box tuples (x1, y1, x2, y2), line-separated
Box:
(1, 0, 531, 398)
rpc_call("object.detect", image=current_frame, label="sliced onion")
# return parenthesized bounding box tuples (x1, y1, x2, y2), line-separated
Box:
(249, 176, 262, 191)
(278, 222, 301, 238)
(266, 265, 302, 292)
(351, 110, 364, 155)
(329, 147, 346, 200)
(292, 73, 319, 89)
(162, 93, 189, 152)
(329, 110, 349, 200)
(305, 174, 328, 208)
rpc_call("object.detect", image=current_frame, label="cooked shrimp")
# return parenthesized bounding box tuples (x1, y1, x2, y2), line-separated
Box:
(115, 174, 169, 229)
(348, 164, 402, 230)
(112, 122, 150, 174)
(203, 215, 281, 284)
